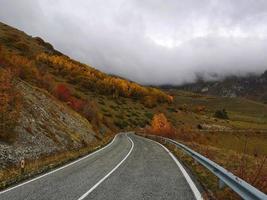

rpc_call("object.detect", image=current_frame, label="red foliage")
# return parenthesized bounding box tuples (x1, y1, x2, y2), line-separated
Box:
(54, 84, 71, 102)
(69, 97, 86, 112)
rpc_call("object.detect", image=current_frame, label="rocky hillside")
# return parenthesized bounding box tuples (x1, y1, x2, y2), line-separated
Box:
(0, 78, 97, 168)
(0, 21, 173, 171)
(176, 71, 267, 103)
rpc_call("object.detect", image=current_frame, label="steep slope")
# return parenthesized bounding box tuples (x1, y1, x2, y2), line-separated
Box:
(0, 21, 172, 133)
(0, 21, 172, 173)
(1, 78, 97, 168)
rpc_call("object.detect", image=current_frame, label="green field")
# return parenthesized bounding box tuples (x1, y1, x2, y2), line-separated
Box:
(169, 90, 267, 130)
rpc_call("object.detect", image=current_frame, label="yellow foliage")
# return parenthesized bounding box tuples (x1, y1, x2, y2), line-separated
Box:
(36, 53, 171, 105)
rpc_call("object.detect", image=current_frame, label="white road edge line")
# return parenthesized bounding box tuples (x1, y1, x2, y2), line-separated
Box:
(140, 135, 203, 200)
(0, 134, 119, 195)
(77, 135, 134, 200)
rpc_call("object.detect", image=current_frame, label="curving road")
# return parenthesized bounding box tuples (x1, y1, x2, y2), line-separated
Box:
(0, 133, 202, 200)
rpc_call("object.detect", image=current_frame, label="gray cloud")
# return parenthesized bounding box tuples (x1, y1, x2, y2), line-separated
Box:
(1, 0, 267, 85)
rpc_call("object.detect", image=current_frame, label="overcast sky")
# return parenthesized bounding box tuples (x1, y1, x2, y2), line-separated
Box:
(1, 0, 267, 85)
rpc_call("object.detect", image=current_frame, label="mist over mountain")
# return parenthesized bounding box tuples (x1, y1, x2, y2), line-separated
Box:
(173, 70, 267, 103)
(1, 2, 267, 197)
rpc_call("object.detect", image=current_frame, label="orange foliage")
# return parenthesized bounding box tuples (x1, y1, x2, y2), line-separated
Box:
(36, 53, 171, 106)
(0, 68, 21, 143)
(148, 113, 176, 138)
(0, 43, 171, 109)
(0, 45, 40, 83)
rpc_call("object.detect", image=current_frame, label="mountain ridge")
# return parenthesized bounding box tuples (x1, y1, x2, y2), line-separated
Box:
(161, 70, 267, 103)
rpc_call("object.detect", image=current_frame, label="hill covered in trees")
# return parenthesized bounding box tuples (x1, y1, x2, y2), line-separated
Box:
(0, 21, 174, 187)
(1, 22, 267, 197)
(0, 21, 173, 141)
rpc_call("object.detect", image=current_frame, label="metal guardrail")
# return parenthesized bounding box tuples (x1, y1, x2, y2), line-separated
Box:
(147, 134, 267, 200)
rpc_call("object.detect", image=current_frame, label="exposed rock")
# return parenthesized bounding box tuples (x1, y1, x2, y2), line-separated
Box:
(201, 124, 232, 131)
(0, 80, 96, 168)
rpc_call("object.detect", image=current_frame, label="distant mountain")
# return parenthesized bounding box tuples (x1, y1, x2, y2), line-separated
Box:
(172, 71, 267, 103)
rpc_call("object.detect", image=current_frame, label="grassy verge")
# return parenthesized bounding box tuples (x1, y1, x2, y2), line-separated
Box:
(138, 133, 266, 200)
(0, 134, 114, 191)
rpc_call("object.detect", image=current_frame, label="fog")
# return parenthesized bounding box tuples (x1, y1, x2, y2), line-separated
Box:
(1, 0, 267, 85)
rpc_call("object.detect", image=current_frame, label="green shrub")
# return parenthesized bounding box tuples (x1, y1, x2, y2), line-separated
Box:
(214, 109, 229, 119)
(145, 112, 153, 120)
(167, 107, 176, 112)
(114, 120, 128, 129)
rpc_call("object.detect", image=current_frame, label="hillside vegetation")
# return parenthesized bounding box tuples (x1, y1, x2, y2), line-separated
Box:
(176, 71, 267, 103)
(0, 21, 172, 139)
(142, 89, 267, 198)
(0, 21, 172, 188)
(1, 21, 267, 198)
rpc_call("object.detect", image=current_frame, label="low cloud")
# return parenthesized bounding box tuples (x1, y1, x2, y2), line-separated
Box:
(1, 0, 267, 85)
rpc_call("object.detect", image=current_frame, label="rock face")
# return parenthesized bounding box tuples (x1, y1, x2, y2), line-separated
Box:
(179, 70, 267, 103)
(0, 80, 96, 168)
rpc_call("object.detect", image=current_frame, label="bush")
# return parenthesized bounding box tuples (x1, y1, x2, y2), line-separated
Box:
(214, 109, 229, 119)
(69, 97, 85, 112)
(53, 83, 71, 102)
(0, 69, 21, 143)
(1, 52, 41, 83)
(114, 120, 128, 129)
(147, 113, 176, 138)
(142, 96, 157, 108)
(145, 112, 153, 120)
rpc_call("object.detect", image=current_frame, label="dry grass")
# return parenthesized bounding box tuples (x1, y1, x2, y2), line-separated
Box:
(139, 132, 267, 200)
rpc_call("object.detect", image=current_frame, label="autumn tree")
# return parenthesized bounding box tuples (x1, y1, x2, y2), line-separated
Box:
(148, 113, 175, 138)
(0, 69, 21, 143)
(36, 53, 172, 104)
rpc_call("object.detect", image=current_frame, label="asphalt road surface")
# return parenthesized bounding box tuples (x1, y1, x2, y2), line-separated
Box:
(0, 133, 202, 200)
